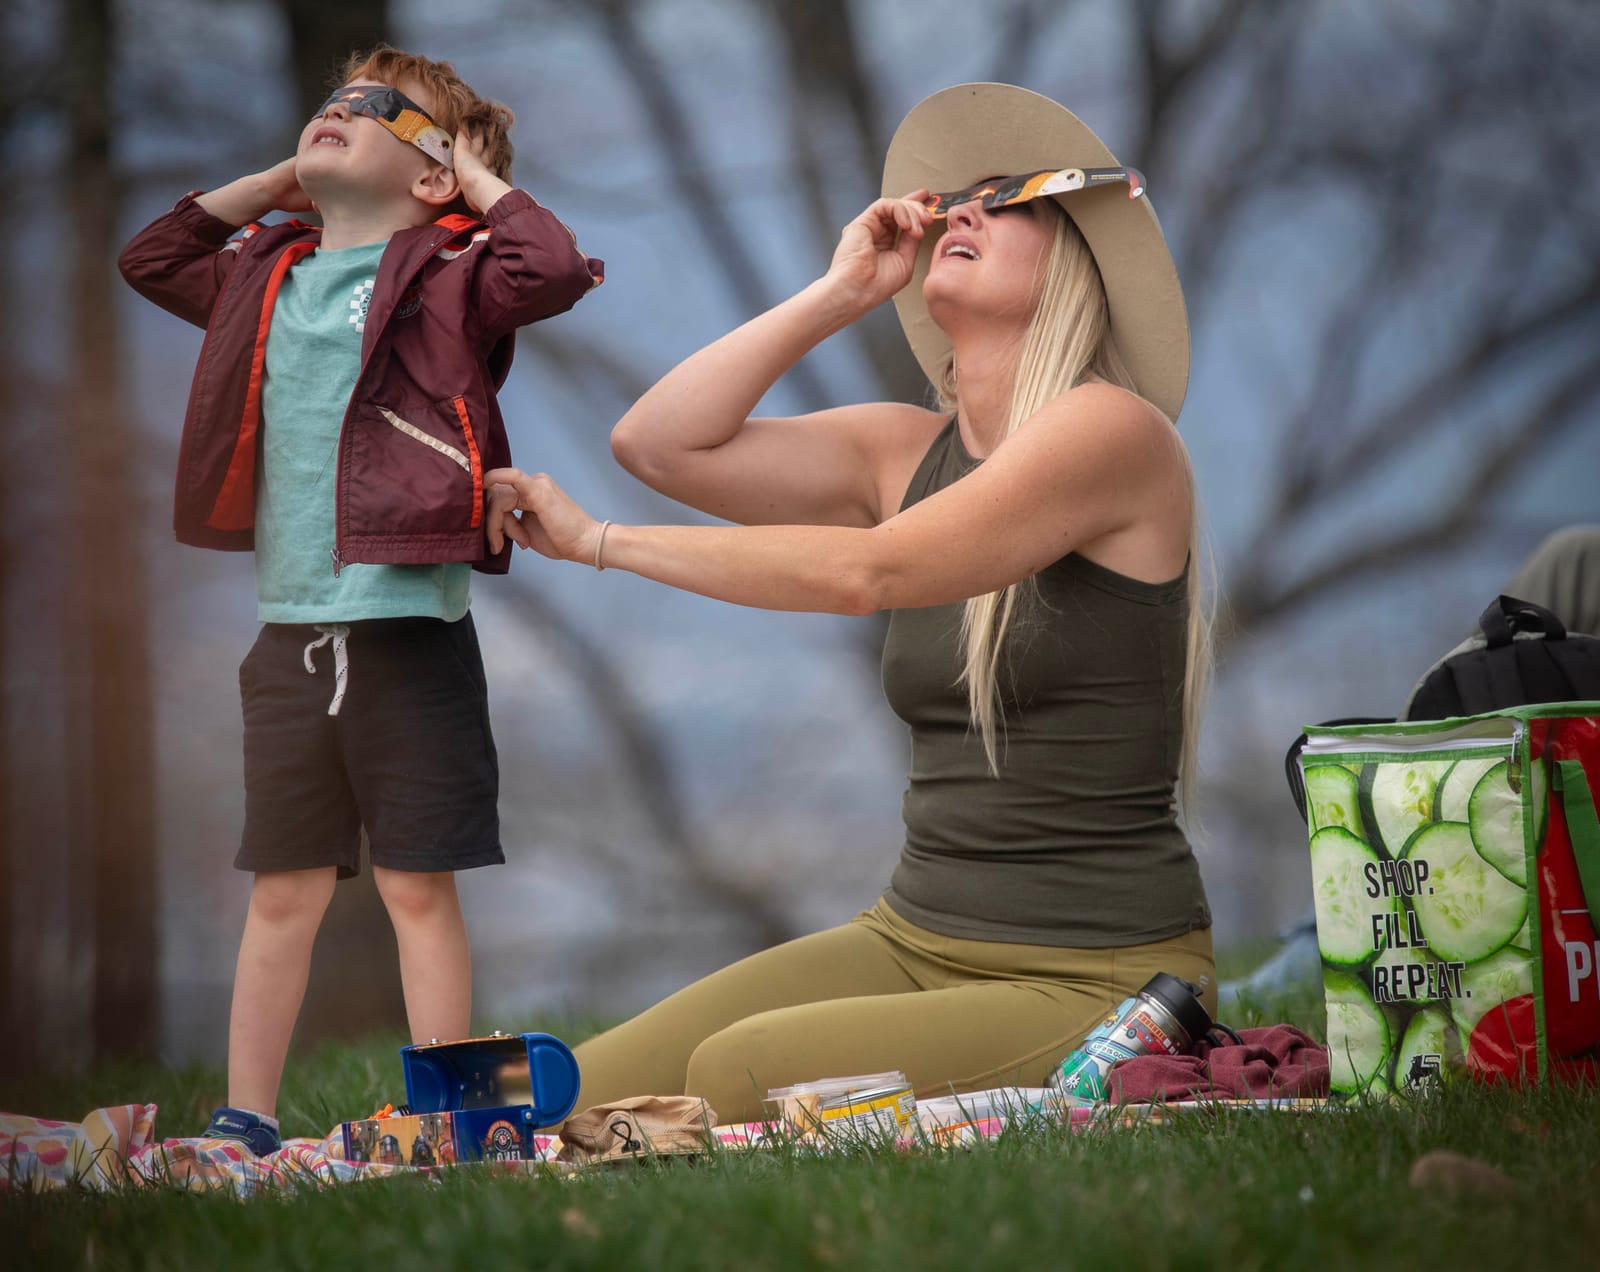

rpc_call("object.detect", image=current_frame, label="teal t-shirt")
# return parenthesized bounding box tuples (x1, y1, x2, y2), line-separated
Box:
(256, 239, 470, 623)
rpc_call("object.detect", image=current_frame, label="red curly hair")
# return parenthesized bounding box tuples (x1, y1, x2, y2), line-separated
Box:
(335, 46, 515, 206)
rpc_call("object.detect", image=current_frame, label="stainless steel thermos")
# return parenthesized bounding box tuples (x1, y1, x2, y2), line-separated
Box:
(1047, 972, 1212, 1105)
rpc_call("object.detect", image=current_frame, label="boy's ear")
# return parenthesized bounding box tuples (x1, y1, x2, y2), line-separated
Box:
(413, 162, 460, 209)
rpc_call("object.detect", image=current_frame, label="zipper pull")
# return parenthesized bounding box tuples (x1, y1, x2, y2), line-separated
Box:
(330, 546, 344, 578)
(1508, 719, 1525, 793)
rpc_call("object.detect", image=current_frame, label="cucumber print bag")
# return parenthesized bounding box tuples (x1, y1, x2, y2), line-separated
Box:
(1299, 703, 1600, 1097)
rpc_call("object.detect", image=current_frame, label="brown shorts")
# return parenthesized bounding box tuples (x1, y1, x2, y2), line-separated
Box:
(236, 614, 502, 878)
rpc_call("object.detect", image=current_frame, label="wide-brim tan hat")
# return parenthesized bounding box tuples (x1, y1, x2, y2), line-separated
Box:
(882, 83, 1189, 422)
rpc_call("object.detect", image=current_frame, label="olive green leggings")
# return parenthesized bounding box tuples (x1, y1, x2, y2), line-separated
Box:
(570, 898, 1215, 1124)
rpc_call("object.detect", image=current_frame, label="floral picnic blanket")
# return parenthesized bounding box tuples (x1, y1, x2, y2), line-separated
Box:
(3, 1092, 1329, 1195)
(0, 1104, 783, 1195)
(1, 1105, 566, 1196)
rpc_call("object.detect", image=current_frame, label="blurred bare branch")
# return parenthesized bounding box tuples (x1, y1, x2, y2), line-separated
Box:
(498, 580, 802, 951)
(1134, 0, 1263, 158)
(766, 0, 925, 408)
(1142, 3, 1300, 320)
(989, 0, 1055, 82)
(1114, 0, 1600, 648)
(1229, 347, 1600, 628)
(589, 0, 833, 410)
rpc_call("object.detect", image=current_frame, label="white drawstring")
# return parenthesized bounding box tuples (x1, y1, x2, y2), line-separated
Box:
(302, 624, 352, 716)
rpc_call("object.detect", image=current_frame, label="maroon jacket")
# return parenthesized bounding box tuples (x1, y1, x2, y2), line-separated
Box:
(118, 189, 603, 573)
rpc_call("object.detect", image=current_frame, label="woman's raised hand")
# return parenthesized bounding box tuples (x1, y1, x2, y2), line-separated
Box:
(823, 192, 934, 315)
(484, 469, 603, 564)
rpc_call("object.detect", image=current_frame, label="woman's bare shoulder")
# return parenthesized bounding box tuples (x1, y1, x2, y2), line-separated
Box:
(1025, 381, 1187, 468)
(1051, 380, 1175, 430)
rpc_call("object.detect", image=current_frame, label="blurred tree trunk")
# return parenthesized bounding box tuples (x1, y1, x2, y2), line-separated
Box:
(282, 0, 391, 108)
(0, 390, 10, 1059)
(273, 0, 417, 1048)
(768, 0, 922, 410)
(64, 0, 158, 1062)
(0, 41, 17, 1073)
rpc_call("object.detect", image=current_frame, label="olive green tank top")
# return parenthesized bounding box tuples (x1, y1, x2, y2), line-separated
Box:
(879, 418, 1212, 947)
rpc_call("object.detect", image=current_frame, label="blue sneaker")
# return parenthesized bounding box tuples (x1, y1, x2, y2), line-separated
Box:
(203, 1106, 282, 1157)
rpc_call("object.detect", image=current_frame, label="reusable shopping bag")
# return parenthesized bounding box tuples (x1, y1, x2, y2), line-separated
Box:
(1299, 703, 1600, 1096)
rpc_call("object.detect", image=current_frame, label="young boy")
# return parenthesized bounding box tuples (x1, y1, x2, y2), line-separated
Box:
(118, 48, 603, 1156)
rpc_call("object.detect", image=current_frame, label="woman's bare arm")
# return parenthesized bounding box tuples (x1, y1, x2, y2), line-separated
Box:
(610, 195, 937, 529)
(490, 382, 1192, 614)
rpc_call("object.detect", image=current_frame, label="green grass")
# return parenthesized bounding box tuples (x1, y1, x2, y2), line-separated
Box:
(5, 991, 1597, 1269)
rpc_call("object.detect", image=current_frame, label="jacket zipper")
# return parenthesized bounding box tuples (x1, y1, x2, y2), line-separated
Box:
(451, 396, 485, 529)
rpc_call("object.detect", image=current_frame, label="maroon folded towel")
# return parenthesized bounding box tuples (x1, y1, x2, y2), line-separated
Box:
(1106, 1024, 1330, 1102)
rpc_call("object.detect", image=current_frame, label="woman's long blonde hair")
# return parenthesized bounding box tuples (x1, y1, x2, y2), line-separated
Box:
(937, 208, 1212, 813)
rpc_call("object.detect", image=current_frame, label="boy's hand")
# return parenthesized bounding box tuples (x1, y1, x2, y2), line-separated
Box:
(194, 157, 313, 225)
(453, 129, 512, 215)
(261, 157, 315, 214)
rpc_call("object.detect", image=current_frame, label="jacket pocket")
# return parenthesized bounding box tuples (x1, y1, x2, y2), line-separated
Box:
(379, 405, 473, 474)
(345, 396, 486, 540)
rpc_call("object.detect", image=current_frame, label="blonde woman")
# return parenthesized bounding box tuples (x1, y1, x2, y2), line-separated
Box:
(488, 84, 1215, 1121)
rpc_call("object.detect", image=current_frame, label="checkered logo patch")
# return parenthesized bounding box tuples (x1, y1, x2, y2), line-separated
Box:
(349, 278, 376, 333)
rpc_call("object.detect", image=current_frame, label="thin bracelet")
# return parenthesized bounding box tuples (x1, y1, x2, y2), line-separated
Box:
(593, 520, 613, 571)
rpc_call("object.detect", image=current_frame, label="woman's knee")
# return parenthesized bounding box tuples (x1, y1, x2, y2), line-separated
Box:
(684, 1019, 780, 1116)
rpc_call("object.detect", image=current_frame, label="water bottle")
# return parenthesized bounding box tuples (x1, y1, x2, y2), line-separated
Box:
(1047, 973, 1212, 1105)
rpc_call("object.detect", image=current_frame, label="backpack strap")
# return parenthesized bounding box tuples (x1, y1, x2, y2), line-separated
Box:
(1479, 594, 1567, 646)
(1405, 594, 1581, 720)
(1463, 596, 1579, 711)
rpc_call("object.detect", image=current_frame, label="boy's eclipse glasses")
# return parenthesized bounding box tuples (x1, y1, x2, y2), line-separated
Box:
(919, 166, 1145, 217)
(314, 85, 454, 169)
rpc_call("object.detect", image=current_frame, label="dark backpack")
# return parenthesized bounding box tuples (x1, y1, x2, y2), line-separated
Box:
(1285, 594, 1600, 823)
(1401, 594, 1600, 720)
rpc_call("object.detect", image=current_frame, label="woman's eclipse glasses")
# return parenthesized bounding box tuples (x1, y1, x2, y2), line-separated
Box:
(920, 166, 1145, 217)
